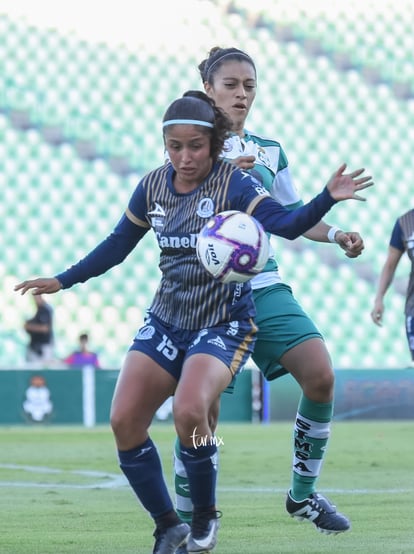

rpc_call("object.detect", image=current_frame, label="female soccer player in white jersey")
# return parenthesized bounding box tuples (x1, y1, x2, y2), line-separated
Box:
(15, 91, 372, 553)
(173, 48, 368, 541)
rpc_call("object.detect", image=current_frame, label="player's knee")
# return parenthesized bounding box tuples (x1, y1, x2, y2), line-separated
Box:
(206, 396, 220, 433)
(110, 405, 149, 448)
(174, 402, 208, 440)
(208, 411, 218, 433)
(109, 406, 126, 439)
(303, 366, 334, 401)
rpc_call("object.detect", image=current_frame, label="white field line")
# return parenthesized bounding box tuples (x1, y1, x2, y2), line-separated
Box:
(0, 464, 413, 494)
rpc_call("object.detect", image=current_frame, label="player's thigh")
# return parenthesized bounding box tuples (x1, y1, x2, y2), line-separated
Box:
(176, 318, 255, 425)
(252, 283, 322, 379)
(178, 353, 231, 406)
(174, 353, 230, 443)
(111, 350, 177, 429)
(280, 338, 334, 402)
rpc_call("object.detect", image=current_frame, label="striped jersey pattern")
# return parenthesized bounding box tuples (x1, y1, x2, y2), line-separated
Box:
(126, 160, 269, 329)
(394, 209, 414, 313)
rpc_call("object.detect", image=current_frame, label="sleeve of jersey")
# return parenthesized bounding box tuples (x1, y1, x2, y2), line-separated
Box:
(389, 219, 405, 251)
(269, 166, 302, 207)
(55, 213, 149, 289)
(251, 188, 336, 240)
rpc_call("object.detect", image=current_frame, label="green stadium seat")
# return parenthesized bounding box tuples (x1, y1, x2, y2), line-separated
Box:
(1, 6, 412, 369)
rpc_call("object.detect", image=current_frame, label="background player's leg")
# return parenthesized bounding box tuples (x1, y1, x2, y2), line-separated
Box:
(281, 338, 350, 533)
(280, 338, 333, 499)
(174, 436, 193, 523)
(174, 396, 221, 524)
(174, 354, 231, 553)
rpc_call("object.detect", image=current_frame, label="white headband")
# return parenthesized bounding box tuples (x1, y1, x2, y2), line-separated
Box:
(163, 119, 214, 128)
(206, 51, 255, 79)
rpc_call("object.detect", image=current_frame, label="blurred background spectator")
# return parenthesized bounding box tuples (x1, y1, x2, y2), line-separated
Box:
(63, 332, 101, 369)
(23, 294, 54, 367)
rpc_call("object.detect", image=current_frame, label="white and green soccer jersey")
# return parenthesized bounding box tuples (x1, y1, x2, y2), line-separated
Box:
(223, 131, 303, 290)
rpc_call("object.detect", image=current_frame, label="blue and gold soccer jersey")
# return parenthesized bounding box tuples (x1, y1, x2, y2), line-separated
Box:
(391, 209, 414, 315)
(126, 160, 269, 330)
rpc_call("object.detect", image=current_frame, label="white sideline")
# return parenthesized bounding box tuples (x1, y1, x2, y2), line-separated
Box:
(0, 464, 412, 493)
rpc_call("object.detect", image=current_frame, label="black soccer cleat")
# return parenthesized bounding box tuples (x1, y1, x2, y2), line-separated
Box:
(187, 510, 221, 553)
(286, 490, 351, 535)
(152, 522, 190, 554)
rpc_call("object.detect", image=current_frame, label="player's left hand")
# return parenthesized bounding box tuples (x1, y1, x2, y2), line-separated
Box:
(231, 155, 256, 170)
(335, 231, 364, 258)
(326, 163, 374, 201)
(14, 277, 62, 295)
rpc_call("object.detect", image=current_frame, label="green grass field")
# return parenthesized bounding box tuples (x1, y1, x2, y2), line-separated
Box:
(0, 422, 413, 553)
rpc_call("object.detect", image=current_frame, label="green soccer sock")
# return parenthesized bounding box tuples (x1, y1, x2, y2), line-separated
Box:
(174, 437, 193, 523)
(290, 394, 333, 501)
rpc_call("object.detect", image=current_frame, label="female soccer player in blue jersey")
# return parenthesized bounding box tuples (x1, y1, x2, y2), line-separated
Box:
(371, 208, 414, 364)
(15, 91, 372, 553)
(173, 48, 368, 541)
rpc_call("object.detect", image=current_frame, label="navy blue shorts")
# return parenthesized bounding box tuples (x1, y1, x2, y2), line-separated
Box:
(129, 313, 257, 382)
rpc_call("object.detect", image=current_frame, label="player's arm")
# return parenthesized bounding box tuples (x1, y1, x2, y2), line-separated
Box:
(271, 163, 365, 256)
(371, 218, 405, 326)
(15, 214, 148, 295)
(303, 221, 364, 258)
(251, 164, 373, 240)
(370, 245, 404, 326)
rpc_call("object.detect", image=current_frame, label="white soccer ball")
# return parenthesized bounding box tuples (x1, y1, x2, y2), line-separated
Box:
(196, 210, 269, 283)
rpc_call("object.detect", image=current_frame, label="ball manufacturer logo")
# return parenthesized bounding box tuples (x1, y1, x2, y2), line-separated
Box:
(207, 243, 220, 265)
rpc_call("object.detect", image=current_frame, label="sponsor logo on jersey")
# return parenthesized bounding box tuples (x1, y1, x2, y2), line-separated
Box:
(253, 182, 268, 195)
(257, 146, 271, 168)
(232, 283, 244, 305)
(134, 325, 155, 340)
(148, 202, 165, 228)
(241, 170, 268, 195)
(148, 202, 166, 216)
(196, 197, 215, 218)
(207, 336, 226, 350)
(227, 320, 239, 336)
(156, 233, 198, 249)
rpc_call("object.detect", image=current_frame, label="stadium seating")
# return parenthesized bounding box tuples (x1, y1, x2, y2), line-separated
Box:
(221, 0, 414, 94)
(1, 2, 412, 369)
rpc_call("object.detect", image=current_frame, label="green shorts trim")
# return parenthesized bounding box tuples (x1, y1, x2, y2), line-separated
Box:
(251, 282, 323, 381)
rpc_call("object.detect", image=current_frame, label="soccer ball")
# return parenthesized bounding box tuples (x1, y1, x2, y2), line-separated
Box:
(196, 210, 269, 283)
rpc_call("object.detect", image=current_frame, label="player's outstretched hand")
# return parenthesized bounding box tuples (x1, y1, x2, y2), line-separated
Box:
(14, 277, 62, 296)
(327, 163, 374, 201)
